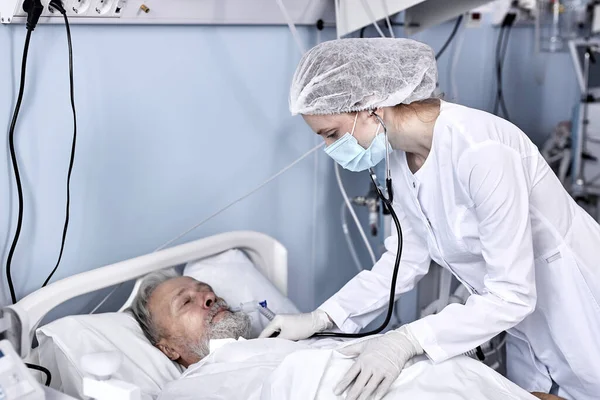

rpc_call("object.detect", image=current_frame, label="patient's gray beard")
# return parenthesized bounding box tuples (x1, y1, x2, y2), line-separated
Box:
(189, 305, 252, 360)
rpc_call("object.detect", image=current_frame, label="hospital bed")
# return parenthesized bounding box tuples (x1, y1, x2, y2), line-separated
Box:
(1, 231, 536, 400)
(3, 230, 294, 398)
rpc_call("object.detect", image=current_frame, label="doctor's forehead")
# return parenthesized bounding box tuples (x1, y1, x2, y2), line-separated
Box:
(303, 113, 351, 134)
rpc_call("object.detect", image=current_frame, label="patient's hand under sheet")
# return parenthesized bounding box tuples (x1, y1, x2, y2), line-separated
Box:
(158, 337, 536, 400)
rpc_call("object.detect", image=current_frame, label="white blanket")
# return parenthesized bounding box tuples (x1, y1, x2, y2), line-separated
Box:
(158, 338, 536, 400)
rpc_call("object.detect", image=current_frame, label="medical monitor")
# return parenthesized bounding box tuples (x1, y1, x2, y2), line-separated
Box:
(569, 38, 600, 98)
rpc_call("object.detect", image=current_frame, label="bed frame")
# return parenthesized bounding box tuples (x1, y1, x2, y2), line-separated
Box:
(0, 230, 288, 358)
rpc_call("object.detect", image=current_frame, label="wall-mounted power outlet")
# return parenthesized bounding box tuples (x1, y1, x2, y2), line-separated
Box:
(94, 0, 114, 15)
(70, 0, 91, 14)
(465, 11, 483, 28)
(8, 0, 123, 19)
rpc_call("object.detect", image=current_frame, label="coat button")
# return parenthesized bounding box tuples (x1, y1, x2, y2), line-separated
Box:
(413, 182, 416, 188)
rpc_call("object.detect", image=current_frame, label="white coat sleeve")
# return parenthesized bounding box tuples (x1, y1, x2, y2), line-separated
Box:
(318, 202, 432, 333)
(408, 141, 537, 362)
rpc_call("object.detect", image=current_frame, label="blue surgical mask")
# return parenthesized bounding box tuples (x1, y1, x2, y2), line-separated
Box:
(324, 113, 389, 172)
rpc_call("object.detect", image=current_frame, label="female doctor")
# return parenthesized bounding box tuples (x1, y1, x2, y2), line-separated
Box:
(259, 38, 600, 400)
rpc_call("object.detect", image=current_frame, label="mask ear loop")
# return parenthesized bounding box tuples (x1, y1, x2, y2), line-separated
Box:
(350, 112, 359, 136)
(369, 110, 393, 203)
(373, 120, 381, 137)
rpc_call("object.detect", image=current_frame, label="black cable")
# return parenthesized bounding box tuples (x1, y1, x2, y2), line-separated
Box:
(26, 363, 52, 386)
(499, 24, 512, 120)
(6, 29, 34, 304)
(493, 25, 506, 116)
(23, 0, 44, 31)
(495, 26, 513, 118)
(494, 14, 516, 119)
(358, 21, 413, 38)
(43, 2, 76, 287)
(5, 0, 44, 304)
(316, 18, 418, 32)
(359, 23, 388, 38)
(435, 15, 463, 60)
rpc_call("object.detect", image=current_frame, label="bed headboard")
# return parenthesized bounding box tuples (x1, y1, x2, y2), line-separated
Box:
(1, 230, 287, 358)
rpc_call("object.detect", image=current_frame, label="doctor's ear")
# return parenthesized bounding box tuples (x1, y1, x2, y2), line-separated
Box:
(368, 108, 384, 120)
(157, 342, 180, 361)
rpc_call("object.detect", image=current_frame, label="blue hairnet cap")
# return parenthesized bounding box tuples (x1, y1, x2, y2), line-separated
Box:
(289, 38, 438, 116)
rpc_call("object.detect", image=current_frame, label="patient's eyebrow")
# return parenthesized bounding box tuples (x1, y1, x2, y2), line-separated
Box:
(171, 288, 186, 311)
(196, 282, 212, 292)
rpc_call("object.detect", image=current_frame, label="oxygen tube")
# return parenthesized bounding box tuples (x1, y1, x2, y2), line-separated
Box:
(230, 300, 276, 321)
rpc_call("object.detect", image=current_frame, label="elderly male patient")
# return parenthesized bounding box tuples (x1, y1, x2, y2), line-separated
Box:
(129, 270, 564, 400)
(130, 270, 252, 368)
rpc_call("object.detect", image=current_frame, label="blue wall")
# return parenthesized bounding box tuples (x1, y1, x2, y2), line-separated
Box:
(0, 24, 379, 318)
(412, 20, 579, 143)
(0, 17, 581, 322)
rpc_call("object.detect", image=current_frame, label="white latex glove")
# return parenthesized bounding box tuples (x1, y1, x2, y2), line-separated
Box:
(258, 309, 333, 340)
(334, 325, 423, 400)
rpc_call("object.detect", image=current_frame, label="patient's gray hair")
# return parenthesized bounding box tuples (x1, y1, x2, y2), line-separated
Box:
(129, 269, 179, 345)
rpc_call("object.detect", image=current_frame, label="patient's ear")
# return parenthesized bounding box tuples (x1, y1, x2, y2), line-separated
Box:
(157, 341, 180, 361)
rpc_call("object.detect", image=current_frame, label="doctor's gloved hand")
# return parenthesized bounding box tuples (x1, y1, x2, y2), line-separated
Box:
(258, 309, 333, 340)
(334, 325, 423, 400)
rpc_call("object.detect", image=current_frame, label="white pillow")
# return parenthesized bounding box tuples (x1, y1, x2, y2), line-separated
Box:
(35, 248, 296, 399)
(183, 248, 299, 338)
(36, 250, 298, 399)
(36, 312, 181, 400)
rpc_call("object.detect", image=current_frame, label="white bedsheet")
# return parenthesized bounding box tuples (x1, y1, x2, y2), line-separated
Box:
(158, 337, 536, 400)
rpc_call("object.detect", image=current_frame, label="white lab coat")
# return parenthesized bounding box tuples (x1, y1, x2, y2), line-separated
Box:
(319, 101, 600, 400)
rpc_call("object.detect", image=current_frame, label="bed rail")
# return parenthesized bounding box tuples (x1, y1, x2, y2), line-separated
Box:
(1, 230, 287, 357)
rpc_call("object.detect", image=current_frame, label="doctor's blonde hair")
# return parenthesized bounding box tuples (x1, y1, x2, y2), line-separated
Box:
(394, 97, 441, 125)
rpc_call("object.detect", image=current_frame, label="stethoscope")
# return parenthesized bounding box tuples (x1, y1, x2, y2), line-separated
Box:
(312, 110, 403, 338)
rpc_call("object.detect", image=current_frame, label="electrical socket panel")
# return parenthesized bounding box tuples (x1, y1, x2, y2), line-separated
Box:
(0, 0, 332, 25)
(20, 0, 124, 18)
(1, 0, 128, 23)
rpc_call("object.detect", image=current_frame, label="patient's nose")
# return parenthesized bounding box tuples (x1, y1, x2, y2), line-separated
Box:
(202, 291, 217, 309)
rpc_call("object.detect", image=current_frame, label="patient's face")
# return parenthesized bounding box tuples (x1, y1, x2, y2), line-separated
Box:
(148, 277, 251, 367)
